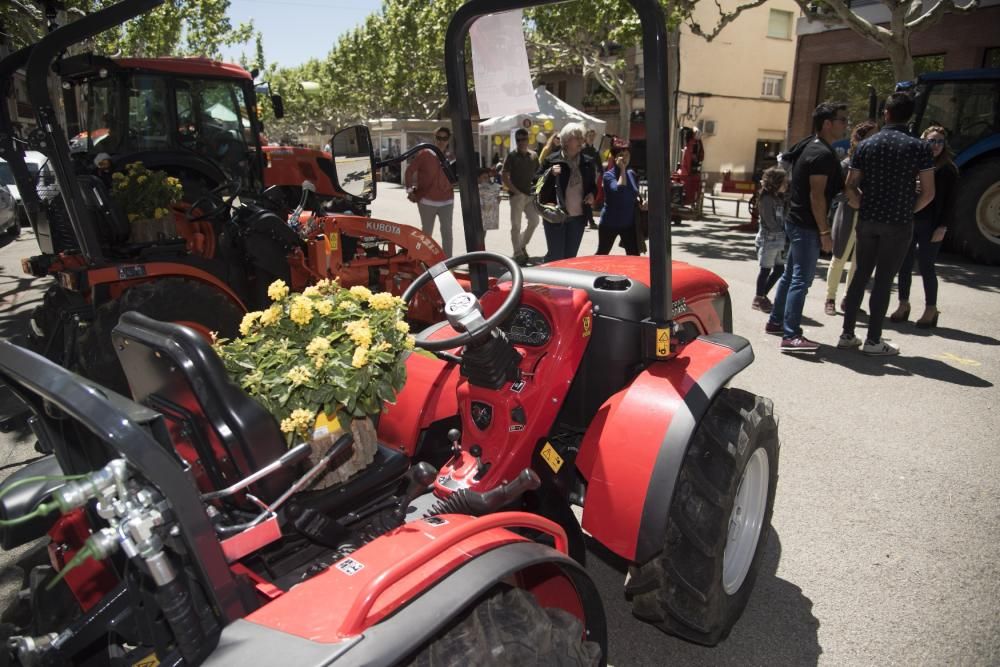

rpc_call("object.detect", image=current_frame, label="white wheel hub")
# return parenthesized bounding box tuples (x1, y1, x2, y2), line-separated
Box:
(975, 180, 1000, 245)
(722, 447, 769, 595)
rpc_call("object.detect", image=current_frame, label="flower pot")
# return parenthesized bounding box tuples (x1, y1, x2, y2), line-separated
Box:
(129, 213, 177, 243)
(307, 412, 378, 490)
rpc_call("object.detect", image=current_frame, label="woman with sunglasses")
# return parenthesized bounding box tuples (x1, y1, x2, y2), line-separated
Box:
(889, 125, 958, 328)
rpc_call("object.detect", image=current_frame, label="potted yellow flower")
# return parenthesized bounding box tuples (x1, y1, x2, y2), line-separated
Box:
(111, 162, 184, 242)
(214, 278, 414, 488)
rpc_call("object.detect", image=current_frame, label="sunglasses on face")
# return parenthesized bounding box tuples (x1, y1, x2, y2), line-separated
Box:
(435, 135, 450, 141)
(925, 138, 945, 145)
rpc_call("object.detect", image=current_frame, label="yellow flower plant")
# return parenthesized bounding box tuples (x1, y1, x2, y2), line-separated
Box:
(214, 279, 415, 443)
(111, 162, 183, 222)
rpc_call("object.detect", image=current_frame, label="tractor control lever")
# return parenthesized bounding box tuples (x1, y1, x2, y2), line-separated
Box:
(396, 462, 438, 519)
(447, 428, 462, 458)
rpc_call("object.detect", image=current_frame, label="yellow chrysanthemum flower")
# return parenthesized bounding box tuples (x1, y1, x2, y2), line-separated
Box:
(289, 296, 314, 326)
(112, 172, 124, 181)
(315, 300, 333, 316)
(285, 365, 313, 386)
(395, 320, 410, 334)
(368, 292, 397, 311)
(337, 300, 358, 312)
(306, 336, 330, 357)
(349, 285, 373, 301)
(239, 311, 261, 336)
(280, 408, 316, 435)
(352, 346, 369, 368)
(137, 175, 148, 183)
(403, 336, 415, 350)
(259, 305, 282, 326)
(267, 279, 289, 302)
(345, 319, 372, 348)
(315, 278, 336, 294)
(372, 341, 391, 353)
(302, 285, 320, 298)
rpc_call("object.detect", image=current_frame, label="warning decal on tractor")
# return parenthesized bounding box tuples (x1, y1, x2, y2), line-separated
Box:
(327, 232, 338, 252)
(540, 442, 564, 473)
(132, 655, 159, 667)
(656, 328, 671, 357)
(582, 316, 592, 338)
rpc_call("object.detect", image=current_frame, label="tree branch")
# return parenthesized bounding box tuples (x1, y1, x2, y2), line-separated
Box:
(907, 0, 979, 30)
(791, 0, 894, 45)
(686, 0, 771, 42)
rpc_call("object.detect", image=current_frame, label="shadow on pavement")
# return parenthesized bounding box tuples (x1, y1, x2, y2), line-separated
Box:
(586, 532, 821, 666)
(883, 321, 1000, 346)
(672, 220, 758, 263)
(0, 267, 42, 345)
(935, 253, 1000, 294)
(820, 347, 993, 387)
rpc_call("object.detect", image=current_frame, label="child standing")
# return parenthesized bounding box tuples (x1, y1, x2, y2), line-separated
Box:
(478, 167, 501, 240)
(752, 167, 788, 312)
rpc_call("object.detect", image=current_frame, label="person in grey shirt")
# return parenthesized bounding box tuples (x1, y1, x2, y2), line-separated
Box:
(502, 128, 540, 264)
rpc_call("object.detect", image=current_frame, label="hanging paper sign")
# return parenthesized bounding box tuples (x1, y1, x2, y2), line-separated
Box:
(469, 10, 538, 118)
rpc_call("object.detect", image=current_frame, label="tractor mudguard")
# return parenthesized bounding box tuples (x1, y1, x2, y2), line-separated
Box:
(220, 514, 606, 666)
(575, 333, 754, 563)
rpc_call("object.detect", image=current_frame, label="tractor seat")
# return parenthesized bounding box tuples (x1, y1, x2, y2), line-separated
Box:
(111, 311, 407, 508)
(76, 175, 131, 246)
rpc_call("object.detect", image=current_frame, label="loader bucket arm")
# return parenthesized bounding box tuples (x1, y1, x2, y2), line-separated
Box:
(25, 0, 165, 265)
(0, 45, 45, 233)
(444, 0, 673, 336)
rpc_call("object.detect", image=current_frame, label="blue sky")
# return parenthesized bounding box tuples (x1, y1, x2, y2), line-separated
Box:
(219, 0, 383, 69)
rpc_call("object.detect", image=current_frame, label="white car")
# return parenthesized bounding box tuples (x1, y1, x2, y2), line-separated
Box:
(0, 185, 18, 247)
(0, 150, 57, 227)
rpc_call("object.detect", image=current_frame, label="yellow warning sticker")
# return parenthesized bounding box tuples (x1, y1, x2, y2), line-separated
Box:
(655, 328, 671, 357)
(133, 654, 159, 667)
(582, 315, 592, 338)
(540, 442, 564, 473)
(327, 232, 339, 252)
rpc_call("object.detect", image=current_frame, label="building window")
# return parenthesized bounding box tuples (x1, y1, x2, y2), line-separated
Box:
(985, 47, 1000, 68)
(767, 9, 793, 39)
(762, 71, 785, 99)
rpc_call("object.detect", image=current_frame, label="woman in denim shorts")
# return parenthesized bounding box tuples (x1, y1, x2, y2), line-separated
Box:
(752, 167, 789, 312)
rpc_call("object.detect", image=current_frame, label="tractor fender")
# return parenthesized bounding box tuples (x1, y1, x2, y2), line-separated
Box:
(84, 261, 246, 313)
(575, 333, 754, 563)
(226, 515, 606, 666)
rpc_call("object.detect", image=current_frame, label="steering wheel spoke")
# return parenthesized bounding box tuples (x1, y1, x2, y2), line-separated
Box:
(429, 262, 468, 304)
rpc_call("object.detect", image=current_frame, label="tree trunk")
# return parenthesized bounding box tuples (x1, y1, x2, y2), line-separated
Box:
(886, 34, 916, 83)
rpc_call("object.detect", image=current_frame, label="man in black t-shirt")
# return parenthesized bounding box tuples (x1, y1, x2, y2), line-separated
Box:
(766, 102, 847, 353)
(838, 92, 935, 356)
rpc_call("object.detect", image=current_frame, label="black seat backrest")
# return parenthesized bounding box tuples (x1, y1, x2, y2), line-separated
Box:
(76, 174, 131, 245)
(112, 310, 296, 502)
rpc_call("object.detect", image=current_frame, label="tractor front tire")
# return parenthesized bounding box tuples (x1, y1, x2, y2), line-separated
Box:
(76, 278, 243, 394)
(408, 587, 601, 667)
(950, 157, 1000, 265)
(626, 388, 778, 646)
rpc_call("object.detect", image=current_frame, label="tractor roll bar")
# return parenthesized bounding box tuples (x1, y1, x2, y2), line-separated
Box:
(25, 0, 165, 265)
(444, 0, 672, 324)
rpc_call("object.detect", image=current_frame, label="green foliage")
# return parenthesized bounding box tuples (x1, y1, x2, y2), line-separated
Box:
(110, 162, 183, 221)
(819, 54, 944, 132)
(214, 280, 414, 442)
(3, 0, 253, 58)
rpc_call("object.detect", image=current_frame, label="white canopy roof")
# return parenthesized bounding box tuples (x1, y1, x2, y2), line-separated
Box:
(477, 86, 606, 136)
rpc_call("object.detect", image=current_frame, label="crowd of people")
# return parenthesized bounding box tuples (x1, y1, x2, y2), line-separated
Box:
(753, 92, 955, 356)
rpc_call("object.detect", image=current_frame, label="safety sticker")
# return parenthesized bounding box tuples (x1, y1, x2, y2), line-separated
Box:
(327, 232, 338, 252)
(509, 424, 525, 432)
(424, 516, 449, 527)
(540, 442, 564, 473)
(335, 558, 365, 576)
(582, 315, 592, 338)
(132, 654, 159, 667)
(510, 380, 526, 393)
(656, 328, 671, 357)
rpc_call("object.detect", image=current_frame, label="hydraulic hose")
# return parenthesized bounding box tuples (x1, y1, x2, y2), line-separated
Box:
(154, 576, 208, 665)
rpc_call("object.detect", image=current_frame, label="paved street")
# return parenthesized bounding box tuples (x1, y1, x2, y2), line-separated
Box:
(1, 185, 998, 666)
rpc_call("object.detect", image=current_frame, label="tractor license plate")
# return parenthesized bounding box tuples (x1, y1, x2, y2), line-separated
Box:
(540, 442, 564, 473)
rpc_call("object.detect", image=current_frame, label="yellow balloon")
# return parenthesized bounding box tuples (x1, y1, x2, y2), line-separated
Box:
(529, 132, 537, 143)
(493, 135, 503, 146)
(503, 137, 511, 147)
(543, 119, 554, 131)
(531, 124, 540, 133)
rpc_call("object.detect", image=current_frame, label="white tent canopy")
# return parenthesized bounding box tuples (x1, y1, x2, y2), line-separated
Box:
(477, 86, 607, 137)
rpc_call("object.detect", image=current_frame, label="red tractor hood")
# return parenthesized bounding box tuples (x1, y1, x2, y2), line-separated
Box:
(545, 255, 728, 303)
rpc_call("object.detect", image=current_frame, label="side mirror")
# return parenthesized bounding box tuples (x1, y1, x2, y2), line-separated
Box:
(271, 94, 285, 119)
(330, 126, 376, 202)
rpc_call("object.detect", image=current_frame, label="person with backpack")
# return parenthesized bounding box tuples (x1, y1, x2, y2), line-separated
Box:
(765, 102, 848, 353)
(534, 122, 598, 263)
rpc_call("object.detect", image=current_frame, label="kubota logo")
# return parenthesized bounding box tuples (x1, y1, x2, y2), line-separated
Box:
(366, 221, 401, 236)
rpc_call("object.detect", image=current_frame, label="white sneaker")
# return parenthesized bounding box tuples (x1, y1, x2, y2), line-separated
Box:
(862, 339, 899, 356)
(837, 334, 862, 349)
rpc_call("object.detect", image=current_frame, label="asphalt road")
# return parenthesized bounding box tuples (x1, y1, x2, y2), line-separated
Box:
(0, 186, 998, 666)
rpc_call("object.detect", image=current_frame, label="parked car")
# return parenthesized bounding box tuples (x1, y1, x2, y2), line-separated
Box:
(0, 150, 56, 227)
(0, 183, 19, 247)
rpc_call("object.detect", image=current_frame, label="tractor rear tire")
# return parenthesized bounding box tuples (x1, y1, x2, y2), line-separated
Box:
(626, 388, 778, 646)
(950, 157, 1000, 265)
(408, 587, 601, 667)
(76, 278, 243, 394)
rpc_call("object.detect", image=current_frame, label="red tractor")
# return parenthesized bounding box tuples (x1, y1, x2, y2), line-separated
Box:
(313, 0, 776, 646)
(1, 0, 451, 393)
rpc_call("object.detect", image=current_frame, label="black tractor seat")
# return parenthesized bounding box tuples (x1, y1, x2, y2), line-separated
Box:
(111, 311, 408, 511)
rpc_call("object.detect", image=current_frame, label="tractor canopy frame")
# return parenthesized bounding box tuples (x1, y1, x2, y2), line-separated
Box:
(444, 0, 673, 343)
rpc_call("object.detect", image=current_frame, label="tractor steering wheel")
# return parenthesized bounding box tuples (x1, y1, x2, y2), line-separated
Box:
(186, 180, 240, 223)
(402, 251, 523, 352)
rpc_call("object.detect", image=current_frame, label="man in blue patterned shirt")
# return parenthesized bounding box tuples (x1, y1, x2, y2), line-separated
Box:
(838, 92, 936, 356)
